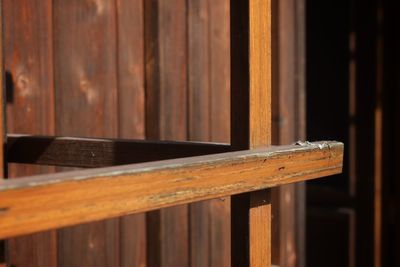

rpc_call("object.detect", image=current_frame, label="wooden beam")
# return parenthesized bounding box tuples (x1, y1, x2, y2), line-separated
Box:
(7, 134, 230, 167)
(0, 141, 343, 239)
(231, 0, 272, 266)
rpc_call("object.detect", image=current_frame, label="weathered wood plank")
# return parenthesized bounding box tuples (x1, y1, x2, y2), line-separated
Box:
(53, 0, 119, 266)
(0, 141, 343, 241)
(231, 0, 272, 266)
(188, 1, 212, 266)
(209, 1, 231, 266)
(115, 0, 146, 265)
(7, 134, 230, 168)
(2, 0, 57, 266)
(143, 2, 161, 266)
(144, 1, 189, 266)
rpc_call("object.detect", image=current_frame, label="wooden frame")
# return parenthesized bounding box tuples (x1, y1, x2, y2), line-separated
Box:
(0, 1, 344, 266)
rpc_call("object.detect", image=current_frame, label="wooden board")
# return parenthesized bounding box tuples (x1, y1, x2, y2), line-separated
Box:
(53, 0, 119, 266)
(209, 1, 232, 266)
(2, 0, 57, 266)
(188, 0, 232, 266)
(115, 0, 146, 265)
(187, 1, 211, 266)
(0, 141, 343, 240)
(144, 1, 189, 266)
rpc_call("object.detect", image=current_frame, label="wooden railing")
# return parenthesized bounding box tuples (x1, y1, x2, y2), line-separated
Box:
(0, 139, 343, 239)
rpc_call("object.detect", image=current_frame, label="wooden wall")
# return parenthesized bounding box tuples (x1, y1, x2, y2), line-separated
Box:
(3, 0, 230, 266)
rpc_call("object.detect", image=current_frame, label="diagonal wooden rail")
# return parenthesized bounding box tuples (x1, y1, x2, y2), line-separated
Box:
(0, 141, 343, 240)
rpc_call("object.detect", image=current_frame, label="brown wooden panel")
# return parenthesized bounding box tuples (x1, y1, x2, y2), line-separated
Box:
(188, 1, 211, 266)
(53, 0, 119, 266)
(115, 0, 146, 265)
(3, 0, 57, 266)
(145, 0, 189, 266)
(0, 141, 344, 240)
(186, 1, 232, 266)
(7, 134, 230, 167)
(209, 1, 231, 266)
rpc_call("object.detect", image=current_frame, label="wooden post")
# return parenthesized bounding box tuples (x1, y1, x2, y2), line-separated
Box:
(231, 0, 272, 266)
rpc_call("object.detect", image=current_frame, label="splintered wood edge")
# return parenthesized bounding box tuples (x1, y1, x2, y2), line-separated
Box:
(0, 141, 343, 238)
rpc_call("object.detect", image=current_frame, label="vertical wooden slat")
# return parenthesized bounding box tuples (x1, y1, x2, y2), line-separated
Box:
(116, 0, 146, 266)
(145, 0, 189, 266)
(209, 0, 231, 266)
(187, 1, 232, 265)
(3, 0, 57, 266)
(188, 1, 211, 266)
(231, 0, 272, 267)
(144, 3, 161, 266)
(53, 0, 119, 266)
(188, 2, 232, 266)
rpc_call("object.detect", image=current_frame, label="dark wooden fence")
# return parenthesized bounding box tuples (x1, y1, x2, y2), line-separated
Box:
(3, 0, 309, 266)
(4, 1, 230, 266)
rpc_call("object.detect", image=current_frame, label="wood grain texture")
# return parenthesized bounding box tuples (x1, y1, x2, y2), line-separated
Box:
(248, 4, 273, 264)
(145, 1, 189, 266)
(209, 1, 231, 266)
(7, 134, 230, 168)
(115, 1, 146, 265)
(53, 0, 119, 266)
(248, 0, 272, 149)
(188, 1, 211, 266)
(3, 0, 57, 266)
(188, 1, 232, 266)
(0, 141, 344, 240)
(250, 190, 272, 265)
(231, 0, 272, 266)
